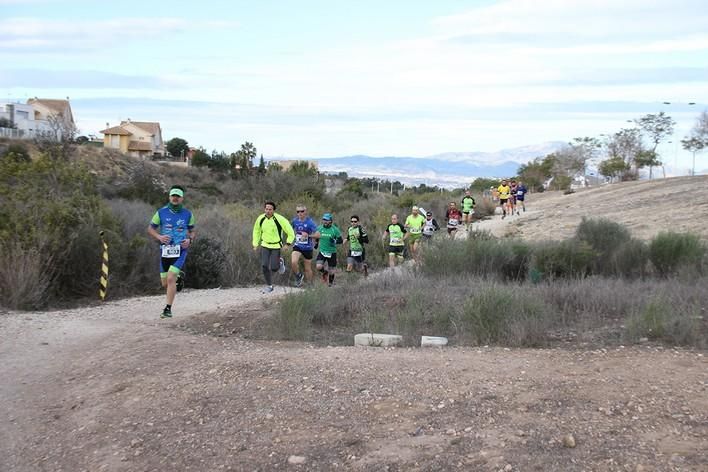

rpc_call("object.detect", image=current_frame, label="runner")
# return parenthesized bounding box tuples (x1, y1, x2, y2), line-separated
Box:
(444, 201, 463, 238)
(316, 213, 343, 286)
(404, 206, 426, 261)
(147, 185, 196, 319)
(491, 186, 499, 202)
(461, 190, 476, 230)
(290, 205, 320, 287)
(383, 214, 407, 267)
(345, 215, 369, 276)
(509, 180, 518, 216)
(515, 180, 528, 212)
(497, 179, 511, 219)
(422, 210, 440, 242)
(252, 201, 295, 293)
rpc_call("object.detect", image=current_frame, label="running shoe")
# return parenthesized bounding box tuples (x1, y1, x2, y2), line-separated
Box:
(176, 271, 185, 292)
(295, 272, 305, 287)
(261, 285, 274, 294)
(278, 257, 286, 274)
(363, 263, 368, 277)
(160, 307, 172, 318)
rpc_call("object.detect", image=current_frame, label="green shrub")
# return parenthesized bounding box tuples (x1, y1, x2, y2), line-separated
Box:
(612, 238, 649, 278)
(575, 217, 631, 275)
(455, 287, 552, 347)
(649, 231, 705, 277)
(626, 299, 704, 347)
(184, 237, 227, 288)
(531, 240, 594, 280)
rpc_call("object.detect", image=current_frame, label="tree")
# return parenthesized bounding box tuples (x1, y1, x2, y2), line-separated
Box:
(266, 161, 283, 173)
(191, 147, 210, 167)
(257, 154, 266, 175)
(681, 136, 704, 176)
(635, 112, 675, 178)
(517, 155, 555, 191)
(469, 177, 499, 193)
(46, 113, 77, 142)
(166, 137, 189, 158)
(603, 128, 644, 180)
(598, 156, 629, 182)
(634, 150, 662, 176)
(230, 141, 257, 177)
(287, 160, 318, 177)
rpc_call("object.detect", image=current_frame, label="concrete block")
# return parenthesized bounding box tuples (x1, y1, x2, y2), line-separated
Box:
(354, 333, 403, 347)
(421, 336, 448, 347)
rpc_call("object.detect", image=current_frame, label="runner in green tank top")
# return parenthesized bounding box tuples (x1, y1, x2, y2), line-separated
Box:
(404, 206, 426, 261)
(461, 189, 476, 230)
(383, 214, 407, 268)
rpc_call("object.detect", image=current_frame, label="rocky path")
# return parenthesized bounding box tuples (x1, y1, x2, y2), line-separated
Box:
(1, 286, 707, 471)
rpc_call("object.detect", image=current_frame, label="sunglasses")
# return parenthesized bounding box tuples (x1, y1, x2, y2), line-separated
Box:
(351, 220, 358, 223)
(296, 210, 305, 213)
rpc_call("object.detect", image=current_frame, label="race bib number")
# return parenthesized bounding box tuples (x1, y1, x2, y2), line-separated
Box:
(296, 233, 309, 244)
(517, 190, 523, 196)
(161, 244, 181, 258)
(351, 250, 363, 257)
(410, 228, 421, 234)
(321, 252, 332, 258)
(449, 219, 459, 226)
(390, 237, 403, 245)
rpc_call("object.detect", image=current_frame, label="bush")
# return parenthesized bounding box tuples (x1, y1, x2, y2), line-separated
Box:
(184, 237, 227, 288)
(612, 238, 649, 278)
(626, 299, 705, 347)
(531, 240, 594, 280)
(575, 217, 631, 275)
(649, 231, 706, 277)
(0, 243, 52, 309)
(455, 287, 553, 346)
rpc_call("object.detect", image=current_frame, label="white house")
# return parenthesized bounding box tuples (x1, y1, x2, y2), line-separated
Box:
(100, 119, 166, 158)
(0, 98, 75, 140)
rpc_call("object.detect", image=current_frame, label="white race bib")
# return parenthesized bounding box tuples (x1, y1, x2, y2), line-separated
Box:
(390, 237, 402, 245)
(161, 244, 181, 258)
(296, 233, 309, 244)
(410, 228, 422, 234)
(449, 219, 459, 226)
(517, 190, 523, 196)
(351, 250, 363, 257)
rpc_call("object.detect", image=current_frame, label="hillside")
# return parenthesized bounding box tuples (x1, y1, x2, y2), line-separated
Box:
(502, 176, 708, 241)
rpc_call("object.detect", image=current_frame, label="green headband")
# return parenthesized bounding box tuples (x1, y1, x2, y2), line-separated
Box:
(169, 189, 184, 198)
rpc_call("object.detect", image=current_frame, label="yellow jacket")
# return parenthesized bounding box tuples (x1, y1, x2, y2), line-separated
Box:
(252, 213, 295, 249)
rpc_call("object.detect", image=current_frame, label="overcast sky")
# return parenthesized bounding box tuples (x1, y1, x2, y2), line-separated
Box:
(1, 0, 707, 170)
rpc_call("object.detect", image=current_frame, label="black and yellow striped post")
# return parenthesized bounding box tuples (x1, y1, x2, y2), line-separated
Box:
(99, 231, 109, 301)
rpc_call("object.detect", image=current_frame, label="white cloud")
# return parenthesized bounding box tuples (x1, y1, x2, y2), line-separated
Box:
(0, 17, 237, 51)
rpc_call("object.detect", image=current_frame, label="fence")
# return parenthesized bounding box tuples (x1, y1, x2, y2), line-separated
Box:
(0, 127, 56, 140)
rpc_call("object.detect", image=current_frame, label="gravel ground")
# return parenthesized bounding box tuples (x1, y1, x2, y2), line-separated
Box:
(1, 286, 707, 472)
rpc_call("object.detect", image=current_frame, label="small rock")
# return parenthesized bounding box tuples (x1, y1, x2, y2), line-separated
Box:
(562, 434, 576, 448)
(212, 323, 221, 328)
(288, 455, 306, 465)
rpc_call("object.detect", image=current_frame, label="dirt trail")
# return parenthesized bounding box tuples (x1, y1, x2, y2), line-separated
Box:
(2, 177, 708, 471)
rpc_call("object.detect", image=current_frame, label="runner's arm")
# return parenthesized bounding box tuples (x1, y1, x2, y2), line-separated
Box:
(252, 216, 262, 249)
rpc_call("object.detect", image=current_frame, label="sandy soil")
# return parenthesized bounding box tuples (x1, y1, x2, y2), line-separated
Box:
(475, 175, 708, 241)
(2, 177, 708, 471)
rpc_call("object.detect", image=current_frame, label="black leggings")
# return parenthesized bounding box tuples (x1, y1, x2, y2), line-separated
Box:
(260, 247, 281, 285)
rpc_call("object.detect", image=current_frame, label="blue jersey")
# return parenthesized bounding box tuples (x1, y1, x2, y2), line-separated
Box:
(291, 216, 318, 250)
(515, 185, 528, 200)
(150, 206, 195, 245)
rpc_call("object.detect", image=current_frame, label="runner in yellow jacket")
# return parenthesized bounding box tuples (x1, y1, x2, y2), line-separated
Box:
(252, 201, 295, 293)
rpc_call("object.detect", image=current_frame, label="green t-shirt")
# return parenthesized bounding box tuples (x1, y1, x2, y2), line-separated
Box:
(317, 224, 342, 256)
(348, 226, 365, 252)
(462, 196, 476, 212)
(386, 223, 406, 246)
(405, 214, 425, 235)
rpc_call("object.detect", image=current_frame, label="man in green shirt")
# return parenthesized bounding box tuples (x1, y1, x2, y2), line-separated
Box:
(383, 214, 407, 268)
(316, 213, 343, 286)
(345, 214, 369, 276)
(404, 206, 425, 261)
(252, 201, 295, 293)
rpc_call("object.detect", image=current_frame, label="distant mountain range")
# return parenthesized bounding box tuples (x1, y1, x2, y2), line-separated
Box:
(272, 142, 566, 187)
